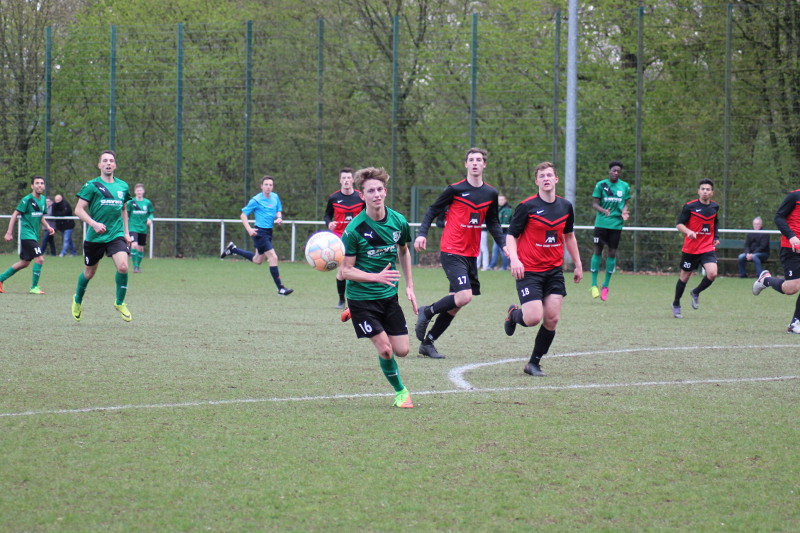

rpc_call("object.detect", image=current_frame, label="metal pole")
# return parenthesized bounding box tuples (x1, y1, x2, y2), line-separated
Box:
(391, 16, 399, 207)
(45, 27, 52, 187)
(552, 10, 561, 164)
(564, 0, 578, 207)
(634, 6, 644, 272)
(469, 14, 478, 147)
(245, 21, 253, 207)
(175, 23, 184, 256)
(316, 18, 325, 219)
(109, 25, 117, 150)
(723, 4, 733, 228)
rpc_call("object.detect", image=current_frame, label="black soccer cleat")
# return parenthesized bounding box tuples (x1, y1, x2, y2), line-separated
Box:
(278, 287, 294, 296)
(524, 362, 546, 377)
(336, 299, 346, 309)
(418, 341, 445, 359)
(221, 241, 236, 259)
(690, 290, 699, 310)
(504, 304, 519, 336)
(415, 305, 432, 342)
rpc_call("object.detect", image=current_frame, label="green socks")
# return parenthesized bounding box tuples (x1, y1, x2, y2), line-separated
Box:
(590, 254, 601, 286)
(0, 266, 16, 282)
(604, 257, 617, 287)
(115, 272, 128, 305)
(75, 272, 89, 304)
(31, 263, 42, 288)
(379, 356, 404, 392)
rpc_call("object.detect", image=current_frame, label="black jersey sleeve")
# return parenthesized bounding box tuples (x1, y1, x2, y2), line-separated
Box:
(775, 191, 800, 240)
(323, 197, 335, 226)
(417, 186, 456, 238)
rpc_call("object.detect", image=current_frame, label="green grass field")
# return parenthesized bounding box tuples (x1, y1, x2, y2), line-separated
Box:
(1, 255, 798, 531)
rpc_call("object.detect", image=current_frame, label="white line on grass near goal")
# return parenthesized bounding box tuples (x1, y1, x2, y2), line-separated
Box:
(1, 345, 797, 418)
(448, 344, 799, 390)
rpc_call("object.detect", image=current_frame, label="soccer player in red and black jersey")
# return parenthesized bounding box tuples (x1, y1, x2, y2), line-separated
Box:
(752, 187, 800, 334)
(502, 162, 583, 377)
(413, 147, 506, 359)
(324, 168, 365, 309)
(672, 178, 720, 319)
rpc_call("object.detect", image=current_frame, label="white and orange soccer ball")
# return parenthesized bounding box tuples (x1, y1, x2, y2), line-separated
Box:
(304, 231, 345, 272)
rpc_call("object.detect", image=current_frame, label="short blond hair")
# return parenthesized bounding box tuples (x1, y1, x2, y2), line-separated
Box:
(353, 167, 390, 191)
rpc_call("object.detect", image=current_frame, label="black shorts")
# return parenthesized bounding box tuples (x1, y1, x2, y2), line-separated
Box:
(516, 268, 567, 304)
(83, 237, 130, 266)
(252, 227, 274, 254)
(780, 248, 800, 280)
(19, 239, 43, 261)
(593, 227, 622, 249)
(348, 294, 408, 339)
(440, 252, 481, 296)
(130, 232, 147, 246)
(679, 251, 717, 272)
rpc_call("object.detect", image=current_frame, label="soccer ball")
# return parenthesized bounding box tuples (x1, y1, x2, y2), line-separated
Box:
(305, 231, 345, 272)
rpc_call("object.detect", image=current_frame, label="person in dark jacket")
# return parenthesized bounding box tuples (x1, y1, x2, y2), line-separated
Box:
(52, 194, 77, 256)
(737, 216, 770, 278)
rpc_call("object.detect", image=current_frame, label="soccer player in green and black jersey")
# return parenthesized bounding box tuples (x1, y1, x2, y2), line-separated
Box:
(341, 167, 418, 408)
(0, 176, 55, 294)
(71, 150, 133, 322)
(126, 183, 154, 273)
(672, 178, 720, 319)
(413, 147, 506, 359)
(324, 167, 365, 309)
(590, 161, 631, 301)
(503, 162, 583, 377)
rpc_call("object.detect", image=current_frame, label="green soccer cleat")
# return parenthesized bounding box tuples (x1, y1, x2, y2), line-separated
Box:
(71, 297, 82, 322)
(393, 388, 414, 408)
(29, 286, 46, 295)
(114, 302, 132, 322)
(591, 286, 600, 299)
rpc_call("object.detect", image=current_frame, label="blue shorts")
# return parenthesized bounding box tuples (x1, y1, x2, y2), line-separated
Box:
(252, 227, 274, 254)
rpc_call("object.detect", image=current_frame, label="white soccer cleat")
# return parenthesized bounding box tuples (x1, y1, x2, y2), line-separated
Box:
(752, 270, 771, 296)
(788, 319, 800, 335)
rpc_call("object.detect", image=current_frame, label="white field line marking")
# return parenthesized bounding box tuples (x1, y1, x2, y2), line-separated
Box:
(448, 344, 799, 390)
(1, 345, 797, 419)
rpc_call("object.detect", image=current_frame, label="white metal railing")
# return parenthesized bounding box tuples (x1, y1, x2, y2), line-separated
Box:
(0, 214, 784, 261)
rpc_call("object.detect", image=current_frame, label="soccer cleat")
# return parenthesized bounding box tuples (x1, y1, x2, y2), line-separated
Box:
(415, 305, 432, 341)
(591, 286, 600, 299)
(0, 281, 4, 293)
(524, 362, 546, 377)
(393, 388, 414, 408)
(29, 286, 45, 295)
(788, 319, 800, 334)
(133, 266, 141, 273)
(71, 297, 82, 322)
(220, 241, 236, 259)
(690, 290, 699, 310)
(336, 299, 346, 309)
(601, 287, 609, 301)
(504, 304, 519, 336)
(753, 270, 771, 296)
(418, 341, 445, 359)
(672, 305, 683, 319)
(114, 302, 132, 322)
(340, 307, 351, 322)
(278, 287, 294, 296)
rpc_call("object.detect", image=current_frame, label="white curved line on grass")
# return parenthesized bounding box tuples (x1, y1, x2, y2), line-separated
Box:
(448, 344, 800, 390)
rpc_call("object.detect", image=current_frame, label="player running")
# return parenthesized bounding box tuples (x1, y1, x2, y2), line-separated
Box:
(413, 147, 506, 359)
(341, 167, 417, 408)
(324, 167, 365, 311)
(126, 183, 154, 273)
(590, 160, 630, 301)
(0, 176, 55, 294)
(672, 179, 720, 319)
(503, 162, 583, 377)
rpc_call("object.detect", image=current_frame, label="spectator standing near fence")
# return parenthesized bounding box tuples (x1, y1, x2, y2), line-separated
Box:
(490, 195, 512, 270)
(40, 197, 56, 257)
(324, 167, 364, 309)
(502, 162, 583, 377)
(127, 184, 154, 273)
(737, 216, 770, 278)
(52, 194, 77, 256)
(221, 175, 293, 296)
(672, 178, 720, 319)
(341, 167, 417, 408)
(71, 150, 133, 322)
(0, 176, 54, 295)
(752, 188, 800, 334)
(590, 161, 630, 301)
(413, 147, 506, 359)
